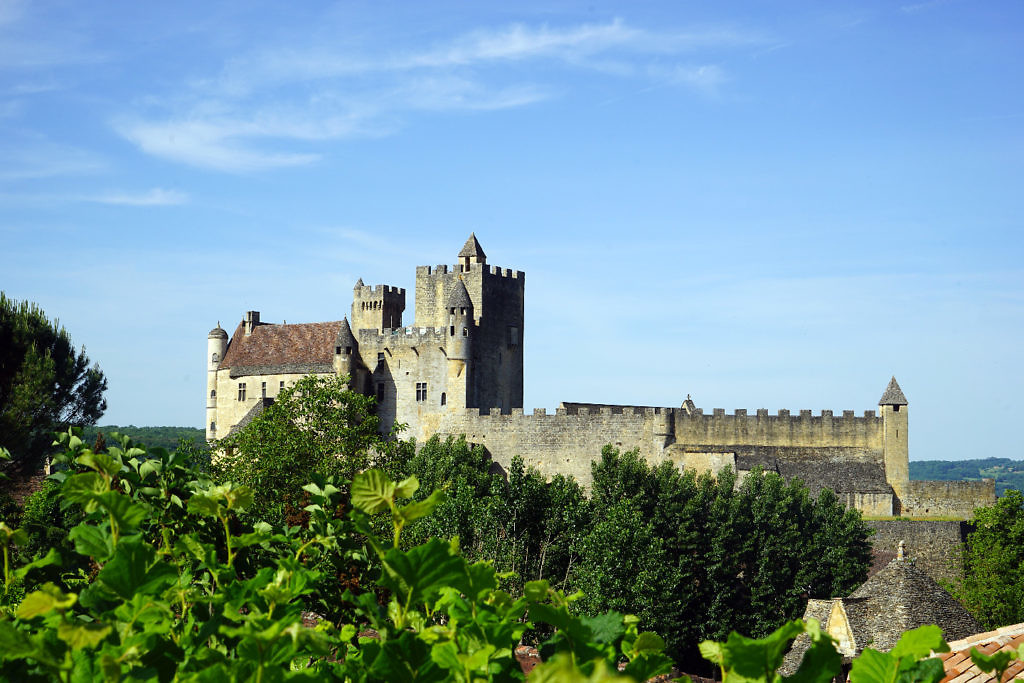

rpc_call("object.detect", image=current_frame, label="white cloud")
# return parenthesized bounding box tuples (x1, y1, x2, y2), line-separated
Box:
(81, 188, 188, 206)
(0, 136, 105, 180)
(118, 19, 769, 172)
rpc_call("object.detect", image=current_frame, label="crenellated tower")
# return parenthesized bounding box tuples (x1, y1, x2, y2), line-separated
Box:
(351, 278, 405, 332)
(879, 376, 909, 499)
(206, 323, 228, 440)
(413, 233, 524, 413)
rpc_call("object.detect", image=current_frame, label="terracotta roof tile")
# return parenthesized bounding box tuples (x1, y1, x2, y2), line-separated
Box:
(936, 622, 1024, 683)
(220, 320, 342, 371)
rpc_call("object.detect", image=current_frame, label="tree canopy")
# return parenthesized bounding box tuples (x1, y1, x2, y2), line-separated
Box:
(951, 488, 1024, 628)
(0, 293, 106, 471)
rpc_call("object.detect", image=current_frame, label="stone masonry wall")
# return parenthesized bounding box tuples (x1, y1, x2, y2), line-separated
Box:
(898, 480, 995, 518)
(867, 519, 970, 585)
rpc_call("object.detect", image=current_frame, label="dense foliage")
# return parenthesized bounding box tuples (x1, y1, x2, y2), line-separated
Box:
(910, 458, 1024, 496)
(577, 447, 873, 670)
(0, 434, 675, 681)
(80, 425, 205, 453)
(950, 488, 1024, 628)
(0, 293, 107, 471)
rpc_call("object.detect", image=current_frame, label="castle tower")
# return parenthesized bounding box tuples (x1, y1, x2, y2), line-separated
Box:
(351, 278, 406, 332)
(413, 234, 524, 412)
(332, 318, 359, 388)
(879, 376, 909, 497)
(206, 323, 228, 440)
(445, 279, 474, 411)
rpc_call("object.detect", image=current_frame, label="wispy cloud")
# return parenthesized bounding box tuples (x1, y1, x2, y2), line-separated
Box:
(117, 19, 769, 172)
(0, 135, 105, 180)
(80, 188, 188, 206)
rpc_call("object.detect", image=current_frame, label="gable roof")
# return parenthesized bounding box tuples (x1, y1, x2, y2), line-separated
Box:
(936, 623, 1024, 683)
(879, 377, 908, 406)
(219, 320, 342, 378)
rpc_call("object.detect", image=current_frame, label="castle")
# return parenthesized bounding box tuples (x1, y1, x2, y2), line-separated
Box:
(207, 235, 994, 518)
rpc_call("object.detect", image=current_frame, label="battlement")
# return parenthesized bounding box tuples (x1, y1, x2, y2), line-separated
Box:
(354, 284, 406, 296)
(698, 408, 879, 419)
(416, 263, 524, 281)
(356, 326, 448, 343)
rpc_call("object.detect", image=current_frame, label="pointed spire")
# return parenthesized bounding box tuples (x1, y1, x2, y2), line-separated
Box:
(447, 278, 473, 309)
(879, 377, 908, 406)
(458, 233, 486, 264)
(354, 278, 364, 288)
(335, 317, 356, 345)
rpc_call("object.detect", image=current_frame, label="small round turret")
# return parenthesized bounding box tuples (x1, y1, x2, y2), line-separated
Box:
(446, 279, 473, 361)
(208, 324, 228, 340)
(333, 318, 358, 380)
(207, 322, 228, 441)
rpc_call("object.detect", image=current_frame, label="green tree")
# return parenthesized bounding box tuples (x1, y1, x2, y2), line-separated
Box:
(216, 374, 401, 524)
(576, 446, 872, 670)
(951, 489, 1024, 628)
(0, 293, 107, 471)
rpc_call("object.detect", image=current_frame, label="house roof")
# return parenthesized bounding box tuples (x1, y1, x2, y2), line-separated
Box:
(227, 397, 275, 436)
(219, 320, 343, 377)
(936, 623, 1024, 683)
(844, 557, 980, 651)
(879, 377, 908, 406)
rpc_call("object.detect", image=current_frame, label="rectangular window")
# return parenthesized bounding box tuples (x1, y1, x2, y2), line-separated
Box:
(279, 381, 285, 391)
(376, 383, 384, 403)
(261, 381, 267, 398)
(377, 352, 385, 363)
(237, 383, 246, 401)
(416, 382, 427, 402)
(508, 326, 519, 347)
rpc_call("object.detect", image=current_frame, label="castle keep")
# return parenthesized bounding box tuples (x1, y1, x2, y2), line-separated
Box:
(207, 235, 994, 518)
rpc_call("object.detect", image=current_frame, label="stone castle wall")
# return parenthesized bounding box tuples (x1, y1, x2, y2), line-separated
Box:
(867, 519, 970, 584)
(898, 480, 995, 518)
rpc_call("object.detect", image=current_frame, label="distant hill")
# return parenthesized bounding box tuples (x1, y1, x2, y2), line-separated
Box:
(910, 457, 1024, 497)
(80, 425, 205, 452)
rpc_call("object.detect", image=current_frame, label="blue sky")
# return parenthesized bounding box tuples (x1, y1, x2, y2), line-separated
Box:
(2, 0, 1021, 461)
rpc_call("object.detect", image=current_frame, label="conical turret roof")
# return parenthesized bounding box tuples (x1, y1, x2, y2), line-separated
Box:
(354, 278, 364, 288)
(335, 317, 356, 347)
(458, 233, 486, 261)
(208, 323, 228, 339)
(879, 376, 908, 406)
(447, 278, 473, 309)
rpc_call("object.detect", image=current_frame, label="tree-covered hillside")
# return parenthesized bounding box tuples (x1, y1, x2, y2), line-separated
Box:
(80, 425, 204, 452)
(910, 457, 1024, 496)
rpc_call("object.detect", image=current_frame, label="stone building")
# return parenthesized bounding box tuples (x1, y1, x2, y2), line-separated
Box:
(782, 544, 982, 675)
(206, 235, 994, 517)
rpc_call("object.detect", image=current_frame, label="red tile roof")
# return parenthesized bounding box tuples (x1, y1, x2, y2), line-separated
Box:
(936, 623, 1024, 683)
(220, 320, 342, 371)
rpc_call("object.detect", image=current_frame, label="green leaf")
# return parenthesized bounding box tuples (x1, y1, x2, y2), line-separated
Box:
(395, 489, 444, 526)
(379, 538, 466, 609)
(62, 472, 106, 509)
(76, 450, 122, 477)
(524, 580, 550, 603)
(16, 583, 77, 619)
(13, 547, 61, 579)
(890, 625, 949, 660)
(68, 524, 112, 560)
(96, 490, 148, 532)
(57, 620, 112, 649)
(96, 536, 177, 600)
(850, 648, 897, 683)
(187, 494, 223, 518)
(627, 632, 665, 657)
(581, 611, 624, 645)
(0, 621, 35, 659)
(622, 653, 675, 682)
(393, 475, 419, 499)
(351, 470, 396, 515)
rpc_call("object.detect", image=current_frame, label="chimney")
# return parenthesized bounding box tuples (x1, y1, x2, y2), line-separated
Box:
(244, 310, 260, 336)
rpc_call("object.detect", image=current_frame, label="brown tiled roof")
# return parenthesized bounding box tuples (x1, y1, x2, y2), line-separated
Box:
(219, 320, 342, 377)
(936, 623, 1024, 683)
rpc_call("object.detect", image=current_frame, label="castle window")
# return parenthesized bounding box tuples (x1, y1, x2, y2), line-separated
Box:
(279, 381, 285, 391)
(210, 421, 216, 433)
(335, 346, 341, 354)
(210, 390, 216, 399)
(376, 383, 384, 403)
(508, 326, 518, 347)
(261, 382, 267, 398)
(211, 352, 219, 363)
(893, 405, 900, 412)
(345, 346, 351, 355)
(462, 327, 468, 337)
(377, 352, 385, 363)
(450, 326, 455, 336)
(441, 392, 446, 406)
(237, 383, 246, 401)
(416, 382, 427, 402)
